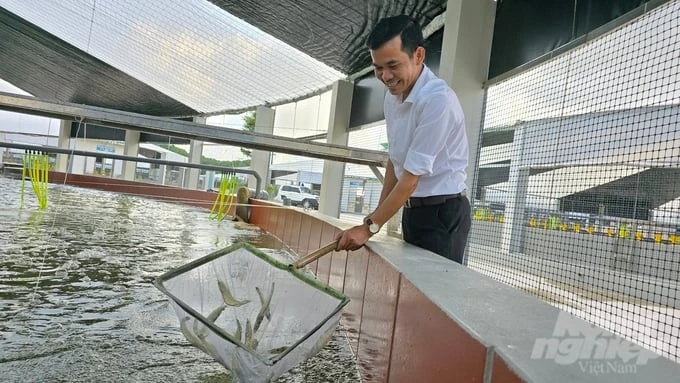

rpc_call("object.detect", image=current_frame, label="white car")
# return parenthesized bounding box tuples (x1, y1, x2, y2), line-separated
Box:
(275, 185, 319, 210)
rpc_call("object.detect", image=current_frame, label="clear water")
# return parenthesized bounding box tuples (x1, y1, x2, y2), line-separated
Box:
(0, 176, 359, 382)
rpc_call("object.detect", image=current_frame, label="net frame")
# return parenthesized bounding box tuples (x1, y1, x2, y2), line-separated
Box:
(154, 241, 349, 375)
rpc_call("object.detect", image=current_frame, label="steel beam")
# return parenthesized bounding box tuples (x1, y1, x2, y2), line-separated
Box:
(0, 141, 263, 196)
(0, 92, 388, 167)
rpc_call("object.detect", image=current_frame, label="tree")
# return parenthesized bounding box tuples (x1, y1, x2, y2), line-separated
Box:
(241, 111, 256, 158)
(158, 144, 188, 157)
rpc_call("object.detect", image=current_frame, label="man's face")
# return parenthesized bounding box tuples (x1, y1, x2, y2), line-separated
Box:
(370, 35, 424, 99)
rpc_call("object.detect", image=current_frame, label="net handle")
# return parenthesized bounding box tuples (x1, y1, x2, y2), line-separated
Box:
(291, 240, 338, 269)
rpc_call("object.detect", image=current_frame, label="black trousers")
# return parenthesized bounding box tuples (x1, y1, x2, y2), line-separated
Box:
(402, 195, 471, 264)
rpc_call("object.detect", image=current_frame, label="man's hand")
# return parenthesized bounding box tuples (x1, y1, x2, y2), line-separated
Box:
(335, 224, 372, 252)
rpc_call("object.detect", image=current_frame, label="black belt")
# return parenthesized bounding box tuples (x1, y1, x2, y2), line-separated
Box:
(404, 192, 465, 208)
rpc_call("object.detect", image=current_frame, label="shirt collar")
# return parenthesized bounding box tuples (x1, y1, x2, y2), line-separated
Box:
(402, 64, 430, 104)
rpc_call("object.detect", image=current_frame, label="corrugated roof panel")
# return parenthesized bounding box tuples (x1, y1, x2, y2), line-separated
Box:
(208, 0, 448, 74)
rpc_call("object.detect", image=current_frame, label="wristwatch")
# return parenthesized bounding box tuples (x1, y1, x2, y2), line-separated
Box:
(365, 217, 380, 235)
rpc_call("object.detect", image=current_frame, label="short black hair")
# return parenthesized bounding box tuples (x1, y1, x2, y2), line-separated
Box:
(366, 15, 424, 57)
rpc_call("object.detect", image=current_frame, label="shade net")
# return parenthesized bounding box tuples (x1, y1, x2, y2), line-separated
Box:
(154, 242, 349, 382)
(468, 0, 680, 362)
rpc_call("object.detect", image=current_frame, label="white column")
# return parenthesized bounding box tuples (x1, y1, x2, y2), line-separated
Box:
(56, 120, 71, 172)
(249, 106, 275, 196)
(122, 130, 140, 181)
(184, 117, 205, 189)
(0, 132, 5, 161)
(439, 0, 496, 198)
(501, 125, 528, 253)
(319, 80, 352, 217)
(159, 152, 167, 185)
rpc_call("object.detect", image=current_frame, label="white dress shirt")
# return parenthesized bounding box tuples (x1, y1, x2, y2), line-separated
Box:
(384, 65, 468, 197)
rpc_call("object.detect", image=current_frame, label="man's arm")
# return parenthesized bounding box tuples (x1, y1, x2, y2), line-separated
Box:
(364, 158, 397, 221)
(335, 164, 419, 251)
(369, 169, 418, 230)
(378, 159, 398, 205)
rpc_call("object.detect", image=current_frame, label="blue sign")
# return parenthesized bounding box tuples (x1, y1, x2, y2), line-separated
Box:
(96, 145, 116, 153)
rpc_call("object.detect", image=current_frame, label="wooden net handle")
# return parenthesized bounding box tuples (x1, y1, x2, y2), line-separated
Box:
(291, 240, 338, 269)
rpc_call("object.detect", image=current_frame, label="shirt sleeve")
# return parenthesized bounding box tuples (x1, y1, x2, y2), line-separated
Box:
(403, 92, 459, 176)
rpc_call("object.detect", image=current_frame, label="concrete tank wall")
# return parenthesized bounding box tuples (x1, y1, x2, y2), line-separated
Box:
(249, 199, 680, 382)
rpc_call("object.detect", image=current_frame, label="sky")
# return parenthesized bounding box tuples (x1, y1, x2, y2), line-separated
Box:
(0, 79, 61, 146)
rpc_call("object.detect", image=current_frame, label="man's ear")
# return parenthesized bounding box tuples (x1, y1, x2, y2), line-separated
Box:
(415, 46, 425, 64)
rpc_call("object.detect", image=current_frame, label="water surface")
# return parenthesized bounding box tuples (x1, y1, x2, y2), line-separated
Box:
(0, 176, 359, 382)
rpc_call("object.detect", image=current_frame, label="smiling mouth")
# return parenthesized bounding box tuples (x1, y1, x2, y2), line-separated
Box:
(386, 80, 399, 89)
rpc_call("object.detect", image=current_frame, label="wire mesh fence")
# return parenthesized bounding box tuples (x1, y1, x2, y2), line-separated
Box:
(468, 0, 680, 361)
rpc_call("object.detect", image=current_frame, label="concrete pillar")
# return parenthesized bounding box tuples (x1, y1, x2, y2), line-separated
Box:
(319, 80, 352, 218)
(438, 0, 496, 199)
(56, 120, 71, 172)
(249, 106, 275, 195)
(501, 125, 528, 253)
(159, 153, 167, 185)
(184, 117, 205, 189)
(0, 132, 5, 161)
(122, 130, 140, 181)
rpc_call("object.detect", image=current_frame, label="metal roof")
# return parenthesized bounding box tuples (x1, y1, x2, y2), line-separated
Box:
(477, 104, 680, 216)
(0, 0, 446, 117)
(207, 0, 447, 75)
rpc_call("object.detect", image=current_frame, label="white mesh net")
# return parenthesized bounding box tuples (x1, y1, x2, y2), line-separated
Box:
(0, 0, 344, 113)
(155, 242, 348, 383)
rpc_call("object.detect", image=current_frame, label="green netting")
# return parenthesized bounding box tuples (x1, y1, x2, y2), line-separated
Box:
(154, 242, 349, 383)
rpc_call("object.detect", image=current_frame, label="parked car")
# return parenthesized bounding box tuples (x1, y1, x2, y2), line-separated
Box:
(274, 185, 319, 209)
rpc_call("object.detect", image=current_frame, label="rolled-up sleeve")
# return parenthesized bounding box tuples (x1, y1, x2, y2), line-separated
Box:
(404, 149, 435, 176)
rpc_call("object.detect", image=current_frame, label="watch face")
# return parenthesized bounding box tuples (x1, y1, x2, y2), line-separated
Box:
(366, 218, 379, 234)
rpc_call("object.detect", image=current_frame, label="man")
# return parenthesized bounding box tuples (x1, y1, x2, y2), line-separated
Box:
(335, 15, 471, 264)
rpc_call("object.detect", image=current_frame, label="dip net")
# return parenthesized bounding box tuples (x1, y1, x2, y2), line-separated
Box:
(154, 242, 349, 382)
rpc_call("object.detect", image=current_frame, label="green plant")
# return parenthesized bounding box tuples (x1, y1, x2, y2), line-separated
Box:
(266, 184, 279, 200)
